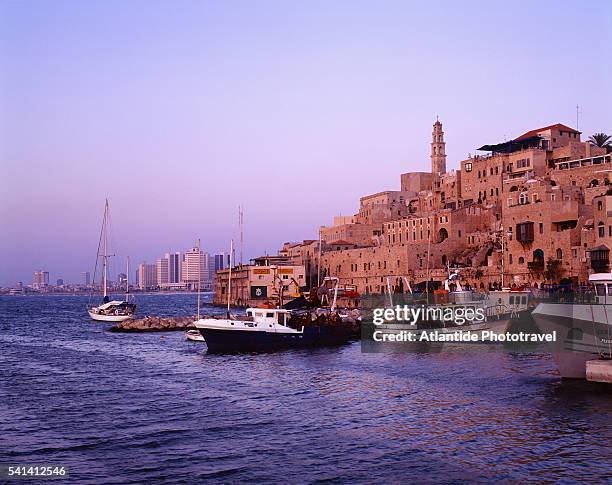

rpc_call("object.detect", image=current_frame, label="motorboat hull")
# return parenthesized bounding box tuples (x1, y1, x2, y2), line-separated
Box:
(532, 303, 612, 378)
(198, 326, 351, 353)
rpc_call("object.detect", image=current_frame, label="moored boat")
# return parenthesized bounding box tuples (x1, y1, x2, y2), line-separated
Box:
(186, 329, 205, 342)
(532, 272, 612, 378)
(87, 199, 137, 322)
(194, 308, 354, 352)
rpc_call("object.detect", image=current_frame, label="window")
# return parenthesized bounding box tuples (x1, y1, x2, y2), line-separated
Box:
(518, 257, 525, 264)
(598, 200, 603, 210)
(465, 162, 472, 172)
(572, 248, 578, 258)
(556, 248, 563, 260)
(599, 222, 605, 238)
(509, 254, 513, 264)
(516, 222, 534, 242)
(539, 223, 543, 234)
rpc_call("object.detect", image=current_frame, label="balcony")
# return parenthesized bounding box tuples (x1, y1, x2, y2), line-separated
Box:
(591, 259, 610, 271)
(588, 245, 610, 271)
(528, 259, 544, 271)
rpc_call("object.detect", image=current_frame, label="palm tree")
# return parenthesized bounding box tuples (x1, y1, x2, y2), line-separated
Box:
(588, 132, 612, 149)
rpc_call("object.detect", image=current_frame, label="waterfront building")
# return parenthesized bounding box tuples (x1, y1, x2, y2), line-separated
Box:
(137, 262, 157, 290)
(156, 256, 169, 287)
(167, 252, 182, 284)
(33, 270, 49, 288)
(213, 255, 305, 307)
(81, 271, 91, 286)
(280, 119, 611, 292)
(56, 278, 64, 286)
(182, 247, 212, 290)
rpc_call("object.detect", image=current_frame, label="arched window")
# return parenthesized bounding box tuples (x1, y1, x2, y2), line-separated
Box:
(598, 200, 603, 210)
(438, 228, 449, 243)
(518, 256, 525, 264)
(441, 254, 447, 265)
(509, 186, 519, 192)
(599, 222, 605, 238)
(590, 179, 599, 187)
(519, 192, 528, 205)
(556, 248, 563, 260)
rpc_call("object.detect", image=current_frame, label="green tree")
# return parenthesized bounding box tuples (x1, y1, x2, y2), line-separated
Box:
(588, 133, 612, 152)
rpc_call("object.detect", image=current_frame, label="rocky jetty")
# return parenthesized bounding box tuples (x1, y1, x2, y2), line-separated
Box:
(109, 315, 196, 333)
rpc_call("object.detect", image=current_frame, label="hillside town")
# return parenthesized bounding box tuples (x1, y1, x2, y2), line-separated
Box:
(214, 120, 612, 306)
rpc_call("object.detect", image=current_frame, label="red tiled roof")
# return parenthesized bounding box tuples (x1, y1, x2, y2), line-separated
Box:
(329, 240, 355, 246)
(516, 123, 581, 140)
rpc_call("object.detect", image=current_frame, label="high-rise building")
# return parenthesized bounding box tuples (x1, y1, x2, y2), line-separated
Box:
(156, 257, 169, 287)
(211, 253, 226, 283)
(137, 262, 157, 290)
(33, 270, 49, 287)
(117, 273, 127, 289)
(81, 271, 91, 286)
(56, 278, 64, 286)
(167, 252, 182, 283)
(181, 247, 211, 290)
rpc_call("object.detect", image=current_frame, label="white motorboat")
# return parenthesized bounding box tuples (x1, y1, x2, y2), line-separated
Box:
(87, 199, 136, 322)
(532, 272, 612, 378)
(186, 329, 205, 342)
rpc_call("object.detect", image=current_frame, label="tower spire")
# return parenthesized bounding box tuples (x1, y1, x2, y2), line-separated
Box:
(431, 118, 447, 188)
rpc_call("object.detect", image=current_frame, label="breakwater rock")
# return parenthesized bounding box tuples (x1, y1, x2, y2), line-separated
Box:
(110, 316, 196, 333)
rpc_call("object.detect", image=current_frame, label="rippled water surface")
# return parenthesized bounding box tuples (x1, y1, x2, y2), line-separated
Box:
(1, 295, 611, 483)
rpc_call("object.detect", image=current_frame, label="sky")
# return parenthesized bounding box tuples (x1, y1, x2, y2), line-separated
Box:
(1, 0, 611, 285)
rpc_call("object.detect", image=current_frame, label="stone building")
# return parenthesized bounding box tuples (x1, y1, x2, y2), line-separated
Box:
(278, 119, 611, 292)
(213, 255, 305, 307)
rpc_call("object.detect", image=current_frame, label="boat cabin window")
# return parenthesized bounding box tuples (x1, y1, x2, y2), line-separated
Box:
(277, 313, 286, 325)
(607, 286, 612, 296)
(509, 296, 515, 304)
(266, 312, 274, 318)
(596, 284, 606, 296)
(521, 296, 527, 305)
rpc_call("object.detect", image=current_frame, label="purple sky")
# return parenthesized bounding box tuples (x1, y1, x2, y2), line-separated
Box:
(1, 0, 611, 286)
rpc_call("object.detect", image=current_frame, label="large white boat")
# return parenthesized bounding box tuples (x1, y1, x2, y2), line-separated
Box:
(532, 272, 612, 378)
(87, 200, 136, 322)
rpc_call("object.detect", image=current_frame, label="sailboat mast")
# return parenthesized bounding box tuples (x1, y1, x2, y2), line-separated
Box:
(227, 239, 233, 317)
(197, 238, 201, 320)
(126, 256, 130, 300)
(103, 199, 108, 299)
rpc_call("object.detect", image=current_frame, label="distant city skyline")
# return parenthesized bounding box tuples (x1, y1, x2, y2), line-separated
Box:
(1, 0, 611, 285)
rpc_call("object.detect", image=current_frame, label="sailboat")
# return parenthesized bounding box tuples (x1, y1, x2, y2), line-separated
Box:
(87, 199, 137, 322)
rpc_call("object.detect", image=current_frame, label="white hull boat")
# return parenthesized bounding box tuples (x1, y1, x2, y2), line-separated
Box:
(531, 272, 612, 378)
(87, 199, 136, 322)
